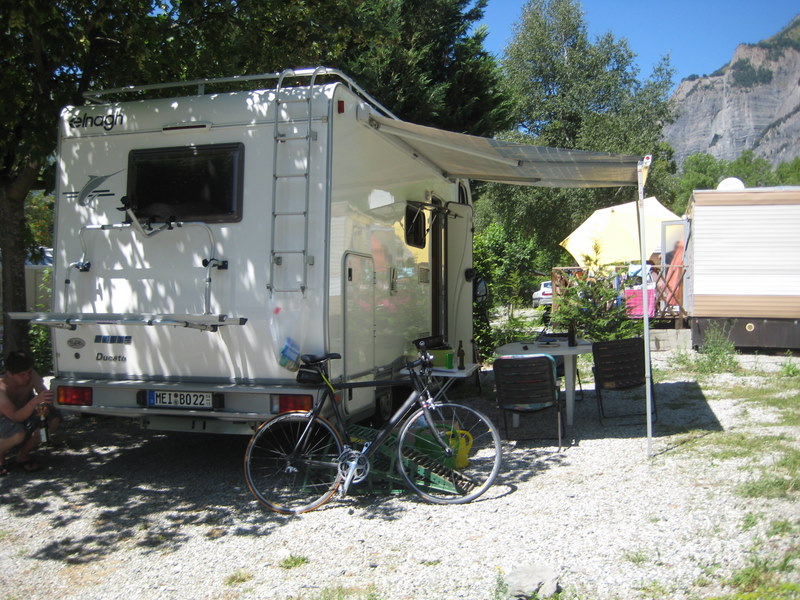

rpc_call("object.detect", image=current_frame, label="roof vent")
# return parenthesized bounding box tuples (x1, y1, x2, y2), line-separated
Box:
(717, 177, 745, 191)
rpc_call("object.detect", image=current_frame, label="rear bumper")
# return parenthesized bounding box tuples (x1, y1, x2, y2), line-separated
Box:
(51, 378, 323, 434)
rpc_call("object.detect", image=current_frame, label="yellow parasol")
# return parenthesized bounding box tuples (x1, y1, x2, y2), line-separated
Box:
(559, 196, 679, 267)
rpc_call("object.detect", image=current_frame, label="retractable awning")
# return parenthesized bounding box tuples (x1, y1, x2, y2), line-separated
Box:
(357, 109, 641, 188)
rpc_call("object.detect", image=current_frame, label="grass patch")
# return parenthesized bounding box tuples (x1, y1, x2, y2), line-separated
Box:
(668, 323, 741, 377)
(767, 519, 799, 538)
(225, 569, 254, 586)
(738, 464, 800, 500)
(720, 379, 800, 427)
(704, 432, 790, 461)
(290, 585, 382, 600)
(779, 352, 800, 378)
(680, 430, 799, 500)
(635, 580, 673, 599)
(622, 549, 650, 565)
(280, 554, 310, 569)
(721, 545, 800, 599)
(740, 513, 763, 531)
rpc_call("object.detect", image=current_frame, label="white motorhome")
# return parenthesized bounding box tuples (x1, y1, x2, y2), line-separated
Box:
(12, 67, 642, 434)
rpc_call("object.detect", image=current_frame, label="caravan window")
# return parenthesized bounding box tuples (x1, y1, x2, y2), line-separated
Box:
(127, 143, 244, 222)
(405, 205, 426, 248)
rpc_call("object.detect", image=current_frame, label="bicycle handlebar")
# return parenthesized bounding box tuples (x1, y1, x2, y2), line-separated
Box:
(405, 341, 434, 376)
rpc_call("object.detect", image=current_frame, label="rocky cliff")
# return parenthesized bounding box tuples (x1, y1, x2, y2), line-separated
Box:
(663, 16, 800, 168)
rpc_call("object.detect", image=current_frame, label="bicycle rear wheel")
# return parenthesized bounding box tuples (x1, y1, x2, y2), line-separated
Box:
(244, 412, 343, 515)
(396, 403, 501, 504)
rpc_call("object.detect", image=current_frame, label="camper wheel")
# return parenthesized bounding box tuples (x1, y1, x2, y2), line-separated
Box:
(371, 390, 394, 427)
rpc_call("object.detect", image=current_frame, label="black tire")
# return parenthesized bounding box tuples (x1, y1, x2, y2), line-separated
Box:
(368, 390, 394, 427)
(396, 403, 501, 504)
(244, 412, 343, 515)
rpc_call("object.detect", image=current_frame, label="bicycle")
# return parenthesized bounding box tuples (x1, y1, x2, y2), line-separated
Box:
(244, 349, 502, 514)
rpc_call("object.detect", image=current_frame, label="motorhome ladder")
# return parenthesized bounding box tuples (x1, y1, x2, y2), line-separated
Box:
(267, 68, 323, 295)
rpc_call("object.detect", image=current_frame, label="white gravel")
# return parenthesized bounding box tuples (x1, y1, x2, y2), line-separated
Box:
(1, 351, 798, 599)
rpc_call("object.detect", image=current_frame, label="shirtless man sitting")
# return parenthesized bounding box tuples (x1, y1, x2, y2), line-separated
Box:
(0, 351, 60, 475)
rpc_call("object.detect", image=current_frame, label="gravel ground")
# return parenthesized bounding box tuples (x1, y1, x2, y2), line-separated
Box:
(1, 351, 798, 600)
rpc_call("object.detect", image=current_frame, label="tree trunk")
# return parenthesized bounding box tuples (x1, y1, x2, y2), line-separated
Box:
(0, 162, 39, 355)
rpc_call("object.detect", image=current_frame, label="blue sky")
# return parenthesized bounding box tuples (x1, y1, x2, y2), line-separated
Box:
(478, 0, 799, 87)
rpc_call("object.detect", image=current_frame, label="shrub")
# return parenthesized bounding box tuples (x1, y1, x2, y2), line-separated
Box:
(695, 322, 739, 375)
(730, 59, 773, 88)
(550, 252, 642, 342)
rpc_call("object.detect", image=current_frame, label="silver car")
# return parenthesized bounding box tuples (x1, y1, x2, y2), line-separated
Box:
(532, 280, 553, 308)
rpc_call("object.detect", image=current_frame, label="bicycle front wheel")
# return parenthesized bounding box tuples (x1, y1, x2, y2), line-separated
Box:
(244, 412, 343, 515)
(396, 403, 501, 504)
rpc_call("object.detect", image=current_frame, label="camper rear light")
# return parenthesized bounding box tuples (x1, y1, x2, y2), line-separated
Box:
(271, 394, 314, 413)
(57, 386, 93, 406)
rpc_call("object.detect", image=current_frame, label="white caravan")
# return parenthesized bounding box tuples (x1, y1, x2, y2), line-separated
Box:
(13, 67, 643, 434)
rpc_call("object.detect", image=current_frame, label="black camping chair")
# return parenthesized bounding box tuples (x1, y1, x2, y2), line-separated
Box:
(591, 338, 657, 424)
(493, 354, 564, 447)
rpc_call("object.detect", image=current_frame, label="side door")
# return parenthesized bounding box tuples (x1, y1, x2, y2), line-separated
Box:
(342, 252, 375, 415)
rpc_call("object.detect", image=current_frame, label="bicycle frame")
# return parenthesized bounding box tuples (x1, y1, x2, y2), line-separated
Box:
(292, 359, 454, 495)
(244, 352, 502, 512)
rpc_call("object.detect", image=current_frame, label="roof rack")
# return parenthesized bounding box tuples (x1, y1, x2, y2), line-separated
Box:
(81, 66, 399, 119)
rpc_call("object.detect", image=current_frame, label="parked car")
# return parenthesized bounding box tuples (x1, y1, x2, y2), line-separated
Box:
(532, 281, 553, 308)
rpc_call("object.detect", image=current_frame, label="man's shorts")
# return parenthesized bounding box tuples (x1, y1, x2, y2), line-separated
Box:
(0, 408, 61, 440)
(0, 416, 26, 440)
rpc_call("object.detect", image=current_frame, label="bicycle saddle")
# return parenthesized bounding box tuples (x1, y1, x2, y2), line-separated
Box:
(300, 353, 341, 365)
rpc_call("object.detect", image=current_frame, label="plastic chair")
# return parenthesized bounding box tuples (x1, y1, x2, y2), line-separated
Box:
(591, 338, 657, 423)
(493, 354, 564, 447)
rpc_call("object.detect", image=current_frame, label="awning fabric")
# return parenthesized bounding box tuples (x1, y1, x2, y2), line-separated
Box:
(358, 110, 640, 188)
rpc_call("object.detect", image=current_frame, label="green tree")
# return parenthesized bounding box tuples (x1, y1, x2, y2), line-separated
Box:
(502, 0, 672, 154)
(776, 157, 800, 185)
(728, 150, 780, 187)
(473, 222, 541, 309)
(675, 153, 729, 213)
(1, 0, 508, 354)
(675, 150, 780, 213)
(551, 268, 642, 341)
(340, 0, 512, 135)
(1, 0, 171, 353)
(475, 0, 674, 299)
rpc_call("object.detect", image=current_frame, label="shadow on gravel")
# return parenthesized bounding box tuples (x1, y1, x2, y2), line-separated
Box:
(0, 416, 296, 562)
(0, 378, 720, 562)
(451, 378, 721, 489)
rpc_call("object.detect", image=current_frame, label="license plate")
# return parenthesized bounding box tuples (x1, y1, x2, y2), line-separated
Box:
(147, 390, 214, 409)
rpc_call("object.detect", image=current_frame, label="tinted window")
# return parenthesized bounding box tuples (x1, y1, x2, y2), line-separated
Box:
(127, 143, 244, 222)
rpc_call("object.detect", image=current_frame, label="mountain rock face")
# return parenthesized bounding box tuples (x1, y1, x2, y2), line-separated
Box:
(664, 34, 800, 168)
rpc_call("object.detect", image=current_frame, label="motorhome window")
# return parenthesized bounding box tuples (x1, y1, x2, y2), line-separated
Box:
(405, 205, 426, 248)
(127, 143, 244, 222)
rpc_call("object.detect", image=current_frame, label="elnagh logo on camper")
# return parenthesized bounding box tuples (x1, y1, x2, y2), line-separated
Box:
(69, 111, 124, 132)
